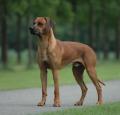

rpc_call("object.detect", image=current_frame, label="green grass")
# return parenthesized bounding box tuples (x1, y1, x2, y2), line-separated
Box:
(0, 61, 120, 90)
(39, 102, 120, 115)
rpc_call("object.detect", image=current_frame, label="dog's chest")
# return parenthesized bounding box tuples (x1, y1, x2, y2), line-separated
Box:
(42, 50, 49, 61)
(38, 49, 59, 68)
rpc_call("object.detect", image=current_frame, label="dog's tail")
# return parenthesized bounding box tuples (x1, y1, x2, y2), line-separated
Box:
(98, 78, 106, 86)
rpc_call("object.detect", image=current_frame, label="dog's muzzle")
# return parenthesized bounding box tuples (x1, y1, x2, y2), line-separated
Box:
(29, 27, 36, 35)
(29, 27, 42, 37)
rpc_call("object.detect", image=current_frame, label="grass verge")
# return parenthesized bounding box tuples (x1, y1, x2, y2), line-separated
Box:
(0, 61, 120, 90)
(39, 102, 120, 115)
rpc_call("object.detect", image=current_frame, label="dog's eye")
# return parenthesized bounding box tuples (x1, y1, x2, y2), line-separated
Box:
(38, 22, 43, 26)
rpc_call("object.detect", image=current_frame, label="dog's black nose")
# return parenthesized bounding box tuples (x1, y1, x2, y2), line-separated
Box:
(29, 27, 33, 31)
(29, 27, 35, 35)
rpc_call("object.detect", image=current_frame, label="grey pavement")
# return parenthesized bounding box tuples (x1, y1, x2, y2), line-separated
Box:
(0, 80, 120, 115)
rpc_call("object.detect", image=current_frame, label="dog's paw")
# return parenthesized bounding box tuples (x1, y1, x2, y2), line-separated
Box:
(53, 100, 61, 107)
(37, 101, 45, 106)
(74, 101, 83, 106)
(53, 103, 61, 107)
(96, 101, 103, 105)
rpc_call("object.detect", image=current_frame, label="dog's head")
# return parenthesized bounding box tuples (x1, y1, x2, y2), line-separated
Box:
(29, 17, 54, 38)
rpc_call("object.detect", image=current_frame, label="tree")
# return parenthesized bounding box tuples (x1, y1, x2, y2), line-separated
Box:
(105, 0, 120, 59)
(56, 0, 74, 40)
(68, 0, 80, 41)
(25, 0, 33, 67)
(100, 0, 109, 59)
(11, 0, 34, 66)
(15, 13, 22, 64)
(115, 17, 120, 59)
(114, 1, 120, 60)
(11, 0, 26, 64)
(0, 0, 8, 67)
(87, 0, 96, 50)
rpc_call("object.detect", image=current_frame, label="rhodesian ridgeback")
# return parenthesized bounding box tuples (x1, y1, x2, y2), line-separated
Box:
(29, 17, 105, 107)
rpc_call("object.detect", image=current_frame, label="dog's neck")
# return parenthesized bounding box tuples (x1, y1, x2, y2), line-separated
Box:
(38, 28, 56, 52)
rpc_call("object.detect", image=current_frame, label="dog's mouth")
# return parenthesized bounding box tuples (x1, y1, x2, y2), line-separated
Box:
(29, 27, 42, 37)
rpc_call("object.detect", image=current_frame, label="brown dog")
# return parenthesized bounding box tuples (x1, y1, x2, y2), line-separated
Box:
(29, 17, 105, 107)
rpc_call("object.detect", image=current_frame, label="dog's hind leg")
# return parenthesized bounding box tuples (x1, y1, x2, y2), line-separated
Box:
(86, 66, 103, 105)
(83, 51, 104, 105)
(72, 62, 88, 106)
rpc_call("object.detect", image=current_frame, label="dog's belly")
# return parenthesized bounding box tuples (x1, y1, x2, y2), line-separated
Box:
(61, 57, 84, 67)
(39, 56, 84, 70)
(42, 52, 85, 70)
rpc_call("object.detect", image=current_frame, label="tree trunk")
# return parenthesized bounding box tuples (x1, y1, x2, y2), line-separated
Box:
(96, 24, 101, 59)
(0, 0, 8, 67)
(103, 27, 109, 60)
(15, 13, 22, 64)
(100, 1, 109, 60)
(115, 18, 120, 59)
(72, 20, 79, 41)
(70, 0, 79, 41)
(26, 14, 33, 67)
(88, 2, 96, 50)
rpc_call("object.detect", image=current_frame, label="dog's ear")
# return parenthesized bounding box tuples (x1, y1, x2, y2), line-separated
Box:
(44, 17, 54, 29)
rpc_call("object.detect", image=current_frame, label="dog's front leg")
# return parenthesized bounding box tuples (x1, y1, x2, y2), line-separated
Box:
(37, 68, 47, 106)
(52, 69, 61, 107)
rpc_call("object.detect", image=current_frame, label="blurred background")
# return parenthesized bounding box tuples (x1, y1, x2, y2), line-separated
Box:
(0, 0, 120, 90)
(0, 0, 120, 67)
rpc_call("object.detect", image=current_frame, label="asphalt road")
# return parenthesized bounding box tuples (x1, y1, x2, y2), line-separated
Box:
(0, 80, 120, 115)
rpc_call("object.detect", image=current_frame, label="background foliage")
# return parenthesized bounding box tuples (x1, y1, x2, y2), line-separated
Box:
(0, 0, 120, 67)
